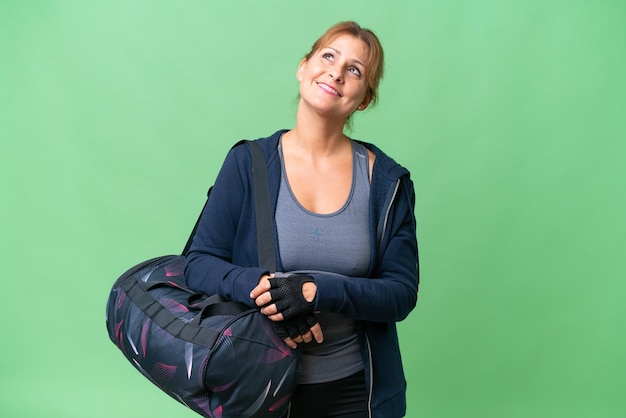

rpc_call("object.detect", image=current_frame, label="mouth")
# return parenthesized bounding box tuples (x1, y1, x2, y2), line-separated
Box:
(316, 82, 342, 97)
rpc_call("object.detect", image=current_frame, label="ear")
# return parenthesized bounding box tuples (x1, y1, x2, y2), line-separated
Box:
(357, 96, 371, 111)
(296, 59, 307, 81)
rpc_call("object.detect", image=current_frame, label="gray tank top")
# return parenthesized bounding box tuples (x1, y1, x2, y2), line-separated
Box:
(276, 139, 371, 384)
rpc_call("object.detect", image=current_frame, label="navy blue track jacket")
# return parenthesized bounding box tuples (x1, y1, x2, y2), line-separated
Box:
(186, 129, 419, 417)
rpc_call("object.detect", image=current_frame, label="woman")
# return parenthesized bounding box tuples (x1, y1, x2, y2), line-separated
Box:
(186, 21, 419, 418)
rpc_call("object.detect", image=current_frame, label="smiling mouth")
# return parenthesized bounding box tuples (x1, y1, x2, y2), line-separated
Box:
(317, 82, 342, 97)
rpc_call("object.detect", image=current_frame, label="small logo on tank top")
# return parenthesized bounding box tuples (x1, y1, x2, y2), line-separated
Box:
(307, 226, 328, 247)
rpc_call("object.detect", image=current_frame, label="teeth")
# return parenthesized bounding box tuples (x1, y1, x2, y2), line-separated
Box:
(319, 83, 339, 95)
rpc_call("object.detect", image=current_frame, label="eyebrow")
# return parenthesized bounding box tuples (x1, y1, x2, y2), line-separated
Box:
(325, 47, 367, 69)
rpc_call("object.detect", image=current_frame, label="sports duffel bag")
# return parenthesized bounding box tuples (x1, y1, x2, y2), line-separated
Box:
(105, 255, 300, 417)
(105, 142, 299, 417)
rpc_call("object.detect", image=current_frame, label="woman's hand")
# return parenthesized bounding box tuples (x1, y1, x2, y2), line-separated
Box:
(251, 274, 317, 320)
(272, 315, 323, 349)
(251, 274, 323, 348)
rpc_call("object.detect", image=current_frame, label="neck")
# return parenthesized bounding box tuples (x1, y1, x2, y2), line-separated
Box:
(287, 101, 350, 157)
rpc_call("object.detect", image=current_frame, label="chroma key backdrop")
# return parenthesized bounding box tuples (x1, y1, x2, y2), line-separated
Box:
(1, 1, 624, 417)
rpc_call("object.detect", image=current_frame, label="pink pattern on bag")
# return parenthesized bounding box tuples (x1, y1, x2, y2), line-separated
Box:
(140, 319, 150, 357)
(116, 290, 126, 309)
(151, 363, 177, 385)
(258, 348, 289, 363)
(159, 298, 190, 313)
(165, 258, 185, 276)
(206, 380, 236, 392)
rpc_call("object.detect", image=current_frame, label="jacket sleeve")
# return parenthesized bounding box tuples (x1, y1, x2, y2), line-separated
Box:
(184, 146, 267, 307)
(313, 176, 419, 322)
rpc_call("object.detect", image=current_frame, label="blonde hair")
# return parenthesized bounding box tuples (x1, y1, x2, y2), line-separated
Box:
(304, 21, 385, 108)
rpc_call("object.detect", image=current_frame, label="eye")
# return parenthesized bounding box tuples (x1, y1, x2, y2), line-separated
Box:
(322, 52, 334, 60)
(348, 66, 362, 77)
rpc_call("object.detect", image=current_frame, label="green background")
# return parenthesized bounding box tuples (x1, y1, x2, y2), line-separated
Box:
(1, 1, 624, 417)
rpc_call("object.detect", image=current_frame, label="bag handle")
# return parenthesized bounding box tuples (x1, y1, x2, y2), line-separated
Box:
(181, 141, 276, 273)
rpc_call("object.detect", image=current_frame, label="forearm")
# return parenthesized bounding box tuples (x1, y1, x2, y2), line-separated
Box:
(185, 251, 267, 306)
(313, 271, 417, 322)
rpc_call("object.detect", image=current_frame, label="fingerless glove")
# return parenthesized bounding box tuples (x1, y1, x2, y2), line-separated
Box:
(268, 274, 316, 321)
(272, 314, 318, 340)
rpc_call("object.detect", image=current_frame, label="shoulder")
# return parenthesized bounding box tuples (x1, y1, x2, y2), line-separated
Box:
(353, 139, 411, 182)
(229, 129, 287, 166)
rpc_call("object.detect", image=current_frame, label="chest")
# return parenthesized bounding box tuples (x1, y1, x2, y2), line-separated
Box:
(283, 158, 353, 214)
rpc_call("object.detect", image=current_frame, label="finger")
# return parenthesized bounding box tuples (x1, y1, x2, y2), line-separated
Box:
(285, 324, 299, 339)
(273, 299, 288, 315)
(249, 275, 272, 298)
(300, 330, 313, 343)
(292, 335, 303, 343)
(295, 320, 310, 335)
(268, 288, 282, 303)
(260, 303, 278, 316)
(283, 337, 297, 350)
(268, 312, 285, 322)
(268, 277, 282, 289)
(253, 292, 273, 308)
(310, 323, 324, 343)
(304, 315, 318, 328)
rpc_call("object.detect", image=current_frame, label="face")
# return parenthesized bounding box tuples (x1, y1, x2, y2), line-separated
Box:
(296, 34, 371, 120)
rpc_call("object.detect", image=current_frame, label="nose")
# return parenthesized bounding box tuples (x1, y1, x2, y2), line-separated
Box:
(328, 67, 343, 83)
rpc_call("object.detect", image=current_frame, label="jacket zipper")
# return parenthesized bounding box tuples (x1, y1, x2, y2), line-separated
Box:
(365, 178, 400, 417)
(378, 179, 401, 255)
(365, 333, 373, 418)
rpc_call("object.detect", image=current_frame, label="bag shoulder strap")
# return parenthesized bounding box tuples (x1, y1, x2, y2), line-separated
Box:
(181, 141, 276, 273)
(248, 141, 276, 272)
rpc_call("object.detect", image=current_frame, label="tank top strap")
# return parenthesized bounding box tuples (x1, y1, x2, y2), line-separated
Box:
(351, 141, 370, 188)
